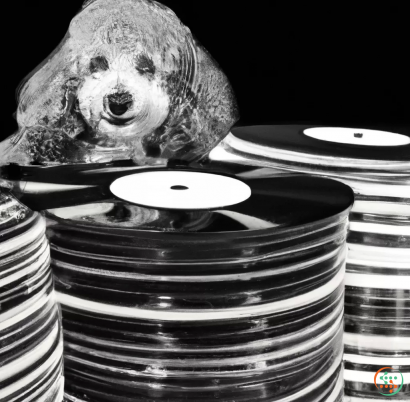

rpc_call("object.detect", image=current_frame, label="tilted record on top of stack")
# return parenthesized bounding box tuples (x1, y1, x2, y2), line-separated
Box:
(0, 191, 64, 402)
(44, 170, 353, 401)
(210, 125, 410, 399)
(41, 168, 354, 234)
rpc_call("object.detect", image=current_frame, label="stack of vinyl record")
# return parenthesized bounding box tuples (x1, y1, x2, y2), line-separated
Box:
(210, 125, 410, 399)
(0, 190, 64, 402)
(40, 168, 352, 401)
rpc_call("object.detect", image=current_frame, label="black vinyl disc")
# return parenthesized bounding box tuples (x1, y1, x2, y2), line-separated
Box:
(42, 168, 354, 234)
(232, 125, 410, 163)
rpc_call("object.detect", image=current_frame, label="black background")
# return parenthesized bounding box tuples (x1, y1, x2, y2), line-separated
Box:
(1, 0, 408, 142)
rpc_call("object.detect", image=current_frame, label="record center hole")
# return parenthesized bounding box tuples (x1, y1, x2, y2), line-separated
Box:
(171, 185, 189, 191)
(354, 133, 363, 138)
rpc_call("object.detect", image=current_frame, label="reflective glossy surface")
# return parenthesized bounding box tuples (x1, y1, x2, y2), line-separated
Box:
(44, 172, 353, 232)
(0, 191, 64, 402)
(44, 172, 352, 401)
(214, 125, 410, 400)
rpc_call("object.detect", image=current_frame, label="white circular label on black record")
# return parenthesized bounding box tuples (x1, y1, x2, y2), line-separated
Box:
(304, 127, 410, 146)
(110, 171, 252, 210)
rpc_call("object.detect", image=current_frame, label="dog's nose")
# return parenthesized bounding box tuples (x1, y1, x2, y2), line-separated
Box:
(107, 92, 133, 116)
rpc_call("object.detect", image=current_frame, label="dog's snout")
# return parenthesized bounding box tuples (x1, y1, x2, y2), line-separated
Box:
(107, 92, 133, 116)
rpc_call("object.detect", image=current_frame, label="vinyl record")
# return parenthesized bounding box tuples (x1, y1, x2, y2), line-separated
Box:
(220, 125, 410, 170)
(0, 191, 64, 402)
(43, 169, 353, 401)
(43, 168, 354, 233)
(210, 125, 410, 399)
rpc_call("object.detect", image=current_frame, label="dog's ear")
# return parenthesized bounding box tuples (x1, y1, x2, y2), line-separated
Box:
(1, 58, 85, 165)
(15, 30, 77, 130)
(140, 34, 239, 164)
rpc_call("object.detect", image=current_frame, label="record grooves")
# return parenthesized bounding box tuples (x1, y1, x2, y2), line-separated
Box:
(40, 170, 353, 401)
(0, 191, 64, 402)
(211, 125, 410, 399)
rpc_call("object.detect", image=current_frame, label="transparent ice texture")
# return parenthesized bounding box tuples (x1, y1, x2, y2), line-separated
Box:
(0, 0, 238, 167)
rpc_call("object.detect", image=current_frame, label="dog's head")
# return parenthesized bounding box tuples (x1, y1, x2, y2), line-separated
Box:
(1, 0, 238, 166)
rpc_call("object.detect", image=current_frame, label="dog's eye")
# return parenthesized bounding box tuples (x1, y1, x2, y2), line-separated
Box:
(135, 54, 156, 75)
(90, 56, 109, 73)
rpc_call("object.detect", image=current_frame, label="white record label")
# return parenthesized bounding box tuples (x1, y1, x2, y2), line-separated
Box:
(304, 127, 410, 146)
(110, 171, 252, 210)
